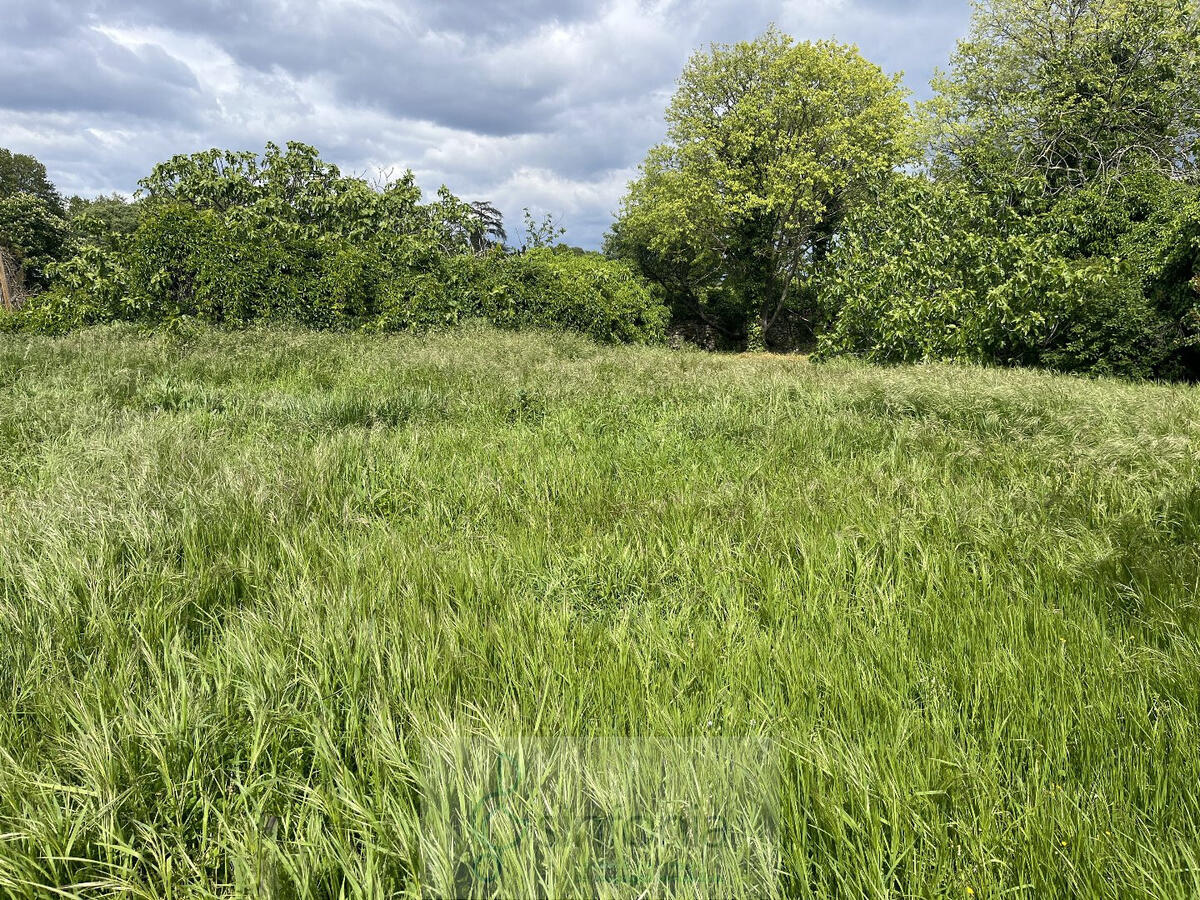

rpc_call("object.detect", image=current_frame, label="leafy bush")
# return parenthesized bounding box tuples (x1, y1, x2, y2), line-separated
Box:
(10, 145, 668, 346)
(372, 251, 668, 344)
(0, 193, 67, 290)
(1, 149, 69, 294)
(455, 250, 669, 344)
(18, 203, 390, 331)
(67, 194, 142, 249)
(30, 244, 131, 332)
(818, 175, 1199, 379)
(1038, 174, 1200, 378)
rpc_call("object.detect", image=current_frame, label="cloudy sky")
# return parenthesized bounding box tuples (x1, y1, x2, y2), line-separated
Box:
(1, 0, 972, 248)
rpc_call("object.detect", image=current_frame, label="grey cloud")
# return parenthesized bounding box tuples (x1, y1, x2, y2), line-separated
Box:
(82, 0, 691, 136)
(0, 0, 975, 247)
(0, 15, 203, 121)
(421, 0, 600, 38)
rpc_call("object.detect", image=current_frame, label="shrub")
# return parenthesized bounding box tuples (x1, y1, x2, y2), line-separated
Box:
(1037, 175, 1200, 378)
(17, 209, 667, 345)
(453, 250, 669, 344)
(10, 143, 667, 346)
(373, 268, 460, 332)
(0, 193, 68, 290)
(372, 251, 669, 344)
(67, 194, 142, 249)
(818, 175, 1199, 379)
(1113, 180, 1200, 379)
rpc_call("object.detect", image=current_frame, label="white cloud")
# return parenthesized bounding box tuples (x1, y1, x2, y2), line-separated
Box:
(0, 0, 972, 246)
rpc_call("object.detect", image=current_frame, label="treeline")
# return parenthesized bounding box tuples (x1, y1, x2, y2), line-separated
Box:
(610, 0, 1200, 379)
(0, 146, 667, 344)
(2, 0, 1200, 379)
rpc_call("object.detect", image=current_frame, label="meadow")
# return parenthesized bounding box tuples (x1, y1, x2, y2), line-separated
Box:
(0, 324, 1198, 898)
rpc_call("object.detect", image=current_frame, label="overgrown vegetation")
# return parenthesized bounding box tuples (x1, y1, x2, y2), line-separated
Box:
(1, 5, 1199, 898)
(0, 144, 666, 345)
(606, 30, 914, 349)
(1, 325, 1198, 897)
(4, 1, 1199, 375)
(611, 0, 1200, 374)
(4, 3, 1200, 896)
(813, 0, 1200, 378)
(815, 173, 1200, 379)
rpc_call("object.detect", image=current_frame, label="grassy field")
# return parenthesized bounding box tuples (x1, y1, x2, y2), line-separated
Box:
(0, 324, 1198, 898)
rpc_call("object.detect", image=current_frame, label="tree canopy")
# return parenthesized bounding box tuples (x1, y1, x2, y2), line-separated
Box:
(0, 150, 68, 290)
(0, 149, 64, 213)
(928, 0, 1200, 197)
(816, 0, 1200, 378)
(611, 29, 914, 345)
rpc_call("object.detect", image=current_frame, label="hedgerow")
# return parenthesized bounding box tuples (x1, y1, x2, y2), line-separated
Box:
(4, 143, 668, 345)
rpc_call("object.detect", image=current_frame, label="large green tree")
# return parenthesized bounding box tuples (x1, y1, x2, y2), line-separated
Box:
(819, 0, 1200, 378)
(611, 28, 914, 345)
(929, 0, 1200, 197)
(67, 194, 142, 250)
(0, 149, 64, 213)
(138, 142, 486, 256)
(0, 149, 67, 292)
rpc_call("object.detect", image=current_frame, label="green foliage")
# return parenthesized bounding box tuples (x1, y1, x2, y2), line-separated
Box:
(14, 145, 666, 346)
(819, 173, 1200, 378)
(131, 143, 507, 276)
(520, 208, 567, 251)
(467, 200, 507, 254)
(0, 148, 63, 213)
(34, 245, 131, 331)
(10, 2, 1198, 376)
(139, 143, 443, 249)
(815, 1, 1200, 379)
(1041, 173, 1200, 375)
(67, 194, 142, 249)
(373, 250, 669, 344)
(0, 192, 68, 289)
(0, 148, 69, 291)
(14, 146, 667, 348)
(25, 201, 405, 330)
(929, 0, 1200, 196)
(613, 27, 914, 343)
(606, 198, 749, 345)
(462, 249, 668, 344)
(819, 177, 1168, 376)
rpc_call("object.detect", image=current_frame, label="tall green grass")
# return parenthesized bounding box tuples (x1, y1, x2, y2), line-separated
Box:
(0, 323, 1197, 898)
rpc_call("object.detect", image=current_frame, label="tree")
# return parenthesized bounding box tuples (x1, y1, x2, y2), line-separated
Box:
(611, 28, 914, 345)
(928, 0, 1200, 198)
(137, 142, 478, 256)
(0, 194, 68, 290)
(0, 149, 67, 291)
(521, 208, 566, 252)
(815, 173, 1171, 375)
(467, 201, 507, 254)
(0, 149, 64, 213)
(67, 194, 142, 249)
